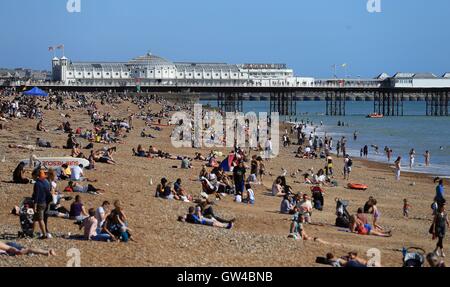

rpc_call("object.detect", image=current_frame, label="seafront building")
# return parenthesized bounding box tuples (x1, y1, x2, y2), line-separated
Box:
(51, 52, 315, 87)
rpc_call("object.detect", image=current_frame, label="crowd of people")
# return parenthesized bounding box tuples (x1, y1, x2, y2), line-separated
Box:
(0, 88, 447, 267)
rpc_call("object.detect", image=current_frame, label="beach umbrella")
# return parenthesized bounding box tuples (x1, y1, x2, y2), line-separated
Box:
(23, 87, 48, 97)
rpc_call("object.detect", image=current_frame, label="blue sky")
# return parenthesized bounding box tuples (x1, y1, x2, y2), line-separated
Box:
(0, 0, 449, 78)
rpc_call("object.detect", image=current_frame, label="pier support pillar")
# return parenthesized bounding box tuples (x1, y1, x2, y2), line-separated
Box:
(270, 91, 296, 120)
(218, 92, 243, 113)
(325, 90, 346, 116)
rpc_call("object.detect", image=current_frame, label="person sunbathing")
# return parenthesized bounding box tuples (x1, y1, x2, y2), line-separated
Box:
(96, 149, 116, 165)
(67, 181, 104, 195)
(179, 206, 233, 229)
(349, 214, 391, 237)
(8, 144, 36, 151)
(148, 145, 159, 154)
(132, 144, 148, 157)
(196, 199, 235, 224)
(194, 152, 206, 161)
(141, 129, 156, 138)
(0, 241, 56, 256)
(36, 138, 53, 148)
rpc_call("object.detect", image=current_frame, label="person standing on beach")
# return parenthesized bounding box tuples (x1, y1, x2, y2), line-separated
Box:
(32, 170, 52, 239)
(363, 145, 368, 158)
(409, 149, 416, 169)
(431, 204, 449, 257)
(424, 150, 431, 167)
(233, 161, 246, 196)
(403, 199, 411, 218)
(336, 140, 341, 158)
(341, 137, 347, 157)
(387, 148, 393, 162)
(264, 138, 273, 161)
(353, 131, 358, 141)
(344, 155, 352, 180)
(394, 156, 402, 181)
(435, 180, 446, 207)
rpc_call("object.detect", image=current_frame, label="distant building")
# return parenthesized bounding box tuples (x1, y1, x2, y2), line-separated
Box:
(389, 72, 450, 88)
(51, 52, 315, 87)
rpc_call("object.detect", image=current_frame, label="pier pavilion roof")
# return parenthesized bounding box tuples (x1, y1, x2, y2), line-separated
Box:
(375, 72, 390, 79)
(393, 72, 415, 78)
(174, 62, 240, 72)
(412, 73, 437, 79)
(69, 62, 127, 71)
(128, 53, 175, 68)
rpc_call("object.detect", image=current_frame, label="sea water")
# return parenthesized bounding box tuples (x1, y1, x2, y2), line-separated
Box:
(201, 100, 450, 177)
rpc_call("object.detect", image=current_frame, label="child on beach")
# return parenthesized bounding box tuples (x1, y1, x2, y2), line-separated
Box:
(245, 183, 255, 205)
(403, 199, 411, 218)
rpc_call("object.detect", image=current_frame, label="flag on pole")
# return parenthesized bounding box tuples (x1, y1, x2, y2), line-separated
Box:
(48, 46, 55, 52)
(341, 63, 347, 68)
(56, 44, 64, 50)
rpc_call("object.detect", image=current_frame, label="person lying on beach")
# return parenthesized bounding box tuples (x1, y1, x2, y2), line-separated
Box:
(12, 162, 32, 184)
(66, 181, 104, 195)
(0, 241, 56, 257)
(349, 212, 391, 237)
(319, 252, 369, 267)
(196, 199, 235, 224)
(132, 144, 148, 157)
(194, 152, 206, 161)
(178, 206, 233, 229)
(95, 148, 117, 165)
(148, 145, 159, 154)
(8, 144, 37, 151)
(36, 138, 54, 148)
(141, 129, 156, 138)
